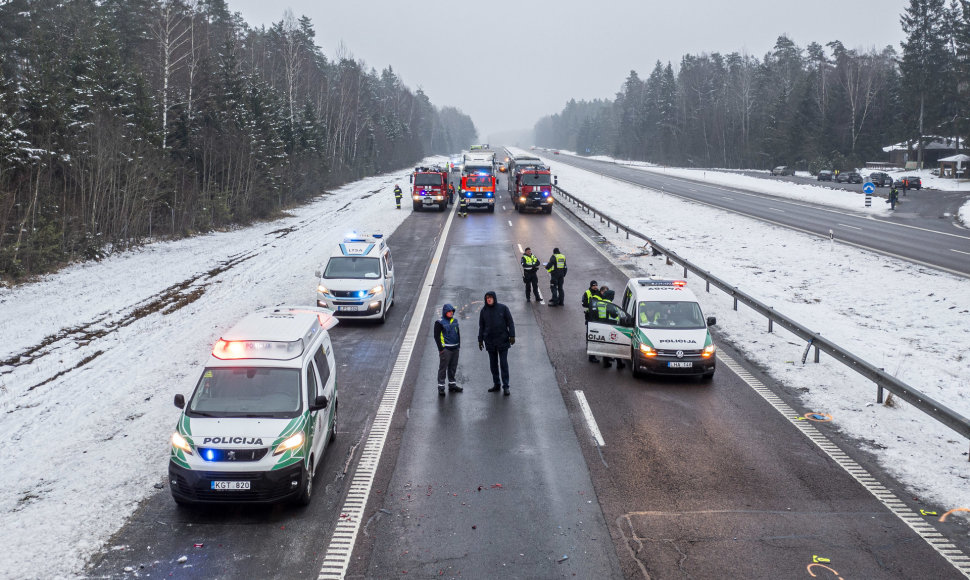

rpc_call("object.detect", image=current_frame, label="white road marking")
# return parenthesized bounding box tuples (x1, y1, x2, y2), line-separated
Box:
(837, 223, 862, 230)
(517, 243, 524, 253)
(508, 220, 513, 227)
(574, 390, 605, 447)
(317, 202, 459, 580)
(769, 207, 785, 212)
(719, 353, 970, 577)
(952, 249, 970, 256)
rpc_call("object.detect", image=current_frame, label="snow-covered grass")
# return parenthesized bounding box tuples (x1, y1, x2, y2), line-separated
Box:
(548, 148, 970, 213)
(0, 160, 434, 579)
(516, 147, 970, 518)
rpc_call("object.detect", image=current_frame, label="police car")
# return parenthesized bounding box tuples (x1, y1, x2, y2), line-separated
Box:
(315, 234, 395, 323)
(169, 307, 338, 506)
(586, 278, 717, 379)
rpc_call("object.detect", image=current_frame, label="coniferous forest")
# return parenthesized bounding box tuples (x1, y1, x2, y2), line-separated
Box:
(0, 0, 477, 279)
(535, 0, 965, 174)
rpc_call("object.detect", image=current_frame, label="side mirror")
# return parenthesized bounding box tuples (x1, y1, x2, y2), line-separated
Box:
(314, 270, 321, 278)
(554, 176, 558, 185)
(707, 316, 717, 327)
(174, 394, 185, 409)
(310, 395, 329, 411)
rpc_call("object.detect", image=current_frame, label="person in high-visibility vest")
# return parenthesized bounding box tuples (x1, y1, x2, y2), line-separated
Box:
(589, 290, 624, 369)
(583, 281, 600, 361)
(544, 248, 567, 306)
(521, 247, 542, 302)
(458, 188, 468, 217)
(393, 184, 403, 209)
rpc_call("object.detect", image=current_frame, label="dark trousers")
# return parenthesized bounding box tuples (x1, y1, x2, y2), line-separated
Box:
(487, 347, 510, 389)
(437, 348, 459, 388)
(395, 196, 402, 208)
(550, 276, 564, 305)
(524, 273, 539, 300)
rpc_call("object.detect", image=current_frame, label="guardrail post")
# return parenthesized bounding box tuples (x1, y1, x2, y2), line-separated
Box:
(683, 266, 688, 278)
(733, 292, 738, 311)
(626, 229, 629, 239)
(877, 384, 884, 404)
(768, 318, 773, 333)
(814, 345, 820, 363)
(706, 280, 710, 292)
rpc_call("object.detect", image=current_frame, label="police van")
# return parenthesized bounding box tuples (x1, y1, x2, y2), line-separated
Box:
(315, 233, 395, 323)
(169, 306, 338, 506)
(586, 278, 717, 379)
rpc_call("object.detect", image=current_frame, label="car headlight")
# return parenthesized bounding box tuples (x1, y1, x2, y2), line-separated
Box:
(638, 344, 657, 357)
(369, 284, 384, 295)
(172, 432, 193, 455)
(702, 344, 716, 358)
(317, 285, 330, 295)
(273, 432, 305, 456)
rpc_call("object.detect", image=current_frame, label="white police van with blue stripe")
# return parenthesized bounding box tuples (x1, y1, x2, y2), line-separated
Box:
(315, 233, 395, 323)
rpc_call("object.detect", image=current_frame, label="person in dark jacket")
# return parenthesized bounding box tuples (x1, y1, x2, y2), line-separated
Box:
(478, 290, 515, 395)
(433, 303, 462, 396)
(545, 247, 567, 306)
(521, 247, 542, 303)
(393, 184, 403, 209)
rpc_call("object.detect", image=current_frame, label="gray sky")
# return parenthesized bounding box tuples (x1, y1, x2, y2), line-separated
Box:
(230, 0, 909, 142)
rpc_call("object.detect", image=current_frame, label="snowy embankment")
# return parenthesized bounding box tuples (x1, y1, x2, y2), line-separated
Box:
(517, 147, 970, 516)
(0, 161, 432, 579)
(555, 148, 970, 216)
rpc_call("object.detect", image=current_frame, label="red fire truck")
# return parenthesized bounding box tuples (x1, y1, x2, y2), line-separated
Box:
(410, 167, 449, 212)
(510, 165, 555, 214)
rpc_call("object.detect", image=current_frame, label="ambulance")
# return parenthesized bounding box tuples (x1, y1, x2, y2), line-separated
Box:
(169, 306, 338, 506)
(586, 278, 717, 379)
(315, 233, 395, 323)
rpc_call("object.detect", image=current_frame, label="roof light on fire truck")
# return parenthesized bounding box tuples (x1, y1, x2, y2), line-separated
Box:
(273, 432, 305, 456)
(542, 191, 549, 197)
(171, 432, 193, 455)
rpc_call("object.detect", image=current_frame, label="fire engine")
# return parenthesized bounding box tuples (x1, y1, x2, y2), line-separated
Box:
(461, 152, 497, 213)
(409, 166, 449, 212)
(510, 164, 555, 214)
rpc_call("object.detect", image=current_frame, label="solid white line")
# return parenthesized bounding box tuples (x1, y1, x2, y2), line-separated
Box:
(837, 223, 863, 230)
(574, 390, 605, 447)
(952, 249, 970, 256)
(317, 200, 458, 580)
(769, 207, 785, 212)
(517, 243, 524, 254)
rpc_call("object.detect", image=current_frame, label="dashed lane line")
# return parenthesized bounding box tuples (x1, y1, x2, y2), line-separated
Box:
(574, 390, 605, 447)
(317, 206, 458, 580)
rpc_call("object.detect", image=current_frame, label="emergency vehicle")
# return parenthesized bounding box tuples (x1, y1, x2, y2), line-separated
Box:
(511, 164, 555, 213)
(169, 306, 338, 506)
(586, 278, 717, 379)
(461, 152, 497, 212)
(410, 166, 449, 211)
(315, 233, 395, 323)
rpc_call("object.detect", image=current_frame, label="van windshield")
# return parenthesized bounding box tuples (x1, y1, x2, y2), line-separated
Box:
(188, 367, 302, 418)
(637, 301, 706, 329)
(324, 256, 381, 279)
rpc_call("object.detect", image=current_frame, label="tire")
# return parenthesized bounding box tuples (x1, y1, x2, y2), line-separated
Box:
(295, 460, 313, 507)
(488, 205, 495, 213)
(378, 305, 387, 324)
(413, 202, 421, 211)
(543, 206, 552, 214)
(630, 348, 644, 379)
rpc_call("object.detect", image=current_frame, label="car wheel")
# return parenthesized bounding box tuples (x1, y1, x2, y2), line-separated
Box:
(329, 402, 338, 443)
(378, 305, 387, 324)
(413, 202, 421, 211)
(295, 460, 313, 506)
(630, 348, 644, 379)
(488, 205, 495, 213)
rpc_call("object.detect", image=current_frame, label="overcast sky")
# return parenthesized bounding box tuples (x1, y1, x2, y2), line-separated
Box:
(229, 0, 909, 142)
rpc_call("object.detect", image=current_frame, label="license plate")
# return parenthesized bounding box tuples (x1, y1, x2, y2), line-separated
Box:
(668, 362, 693, 368)
(211, 480, 251, 490)
(423, 198, 435, 204)
(338, 305, 361, 312)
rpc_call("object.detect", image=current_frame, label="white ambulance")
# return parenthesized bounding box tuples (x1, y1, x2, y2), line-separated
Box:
(315, 233, 395, 323)
(586, 278, 717, 379)
(169, 306, 338, 506)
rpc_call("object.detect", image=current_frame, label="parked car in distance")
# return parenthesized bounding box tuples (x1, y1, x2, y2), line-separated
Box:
(771, 165, 795, 176)
(836, 171, 863, 184)
(868, 172, 893, 187)
(817, 170, 834, 181)
(894, 176, 922, 190)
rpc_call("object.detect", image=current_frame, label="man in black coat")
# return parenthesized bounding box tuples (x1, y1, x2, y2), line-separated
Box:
(478, 290, 515, 395)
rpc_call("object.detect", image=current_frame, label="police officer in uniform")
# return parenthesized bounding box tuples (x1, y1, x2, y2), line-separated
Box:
(393, 184, 403, 209)
(589, 288, 624, 369)
(545, 247, 567, 306)
(582, 281, 600, 362)
(521, 247, 542, 302)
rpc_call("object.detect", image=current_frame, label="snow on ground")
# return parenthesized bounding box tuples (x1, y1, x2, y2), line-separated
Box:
(552, 148, 970, 214)
(518, 147, 970, 519)
(0, 160, 434, 579)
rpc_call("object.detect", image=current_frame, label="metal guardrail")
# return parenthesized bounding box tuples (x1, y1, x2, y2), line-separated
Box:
(551, 182, 970, 451)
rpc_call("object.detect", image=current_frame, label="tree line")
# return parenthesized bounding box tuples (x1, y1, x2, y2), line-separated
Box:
(535, 0, 965, 174)
(0, 0, 477, 279)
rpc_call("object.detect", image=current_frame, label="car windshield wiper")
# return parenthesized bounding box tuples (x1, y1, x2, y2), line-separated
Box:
(188, 411, 219, 417)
